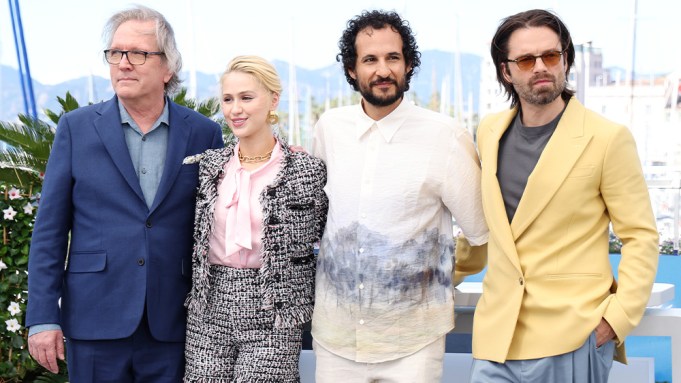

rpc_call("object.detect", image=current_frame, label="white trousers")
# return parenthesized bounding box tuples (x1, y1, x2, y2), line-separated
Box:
(313, 336, 446, 383)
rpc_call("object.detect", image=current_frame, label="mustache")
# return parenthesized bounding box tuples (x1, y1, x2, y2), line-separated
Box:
(530, 74, 556, 83)
(370, 76, 397, 86)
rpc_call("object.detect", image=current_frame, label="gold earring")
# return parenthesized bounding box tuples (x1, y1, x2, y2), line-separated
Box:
(268, 111, 279, 125)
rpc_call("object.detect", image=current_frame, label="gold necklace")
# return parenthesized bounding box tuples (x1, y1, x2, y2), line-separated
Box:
(238, 149, 273, 163)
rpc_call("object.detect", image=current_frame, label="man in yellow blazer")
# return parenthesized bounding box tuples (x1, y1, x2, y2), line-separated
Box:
(464, 9, 659, 382)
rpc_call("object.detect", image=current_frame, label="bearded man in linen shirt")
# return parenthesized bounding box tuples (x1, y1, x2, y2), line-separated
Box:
(311, 9, 489, 383)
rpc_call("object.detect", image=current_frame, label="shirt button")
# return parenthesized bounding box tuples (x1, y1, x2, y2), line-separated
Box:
(137, 258, 145, 266)
(141, 136, 147, 141)
(141, 168, 147, 174)
(359, 283, 364, 290)
(519, 278, 524, 286)
(146, 220, 152, 228)
(359, 248, 364, 254)
(359, 319, 365, 325)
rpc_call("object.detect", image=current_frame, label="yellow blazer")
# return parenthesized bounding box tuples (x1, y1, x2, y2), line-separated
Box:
(468, 98, 659, 363)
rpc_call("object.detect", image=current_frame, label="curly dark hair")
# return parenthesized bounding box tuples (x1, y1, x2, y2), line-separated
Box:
(337, 10, 421, 91)
(491, 9, 575, 108)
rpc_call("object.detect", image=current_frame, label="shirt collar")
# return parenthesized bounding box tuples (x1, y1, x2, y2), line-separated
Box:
(118, 97, 170, 134)
(355, 97, 411, 142)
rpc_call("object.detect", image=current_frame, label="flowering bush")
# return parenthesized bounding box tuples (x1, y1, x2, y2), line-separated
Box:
(659, 239, 676, 255)
(608, 231, 623, 254)
(0, 185, 41, 381)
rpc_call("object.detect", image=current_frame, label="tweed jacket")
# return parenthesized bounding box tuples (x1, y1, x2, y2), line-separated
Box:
(185, 140, 328, 328)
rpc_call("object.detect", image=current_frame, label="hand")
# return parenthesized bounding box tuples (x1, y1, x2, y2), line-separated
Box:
(595, 318, 616, 347)
(28, 329, 65, 374)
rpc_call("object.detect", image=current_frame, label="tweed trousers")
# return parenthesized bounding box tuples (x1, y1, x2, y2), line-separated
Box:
(184, 265, 303, 382)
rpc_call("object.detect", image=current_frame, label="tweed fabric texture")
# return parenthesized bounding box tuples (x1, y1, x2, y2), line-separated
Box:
(185, 138, 328, 329)
(184, 265, 303, 382)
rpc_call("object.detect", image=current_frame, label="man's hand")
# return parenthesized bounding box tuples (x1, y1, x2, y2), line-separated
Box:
(28, 329, 65, 374)
(595, 318, 616, 347)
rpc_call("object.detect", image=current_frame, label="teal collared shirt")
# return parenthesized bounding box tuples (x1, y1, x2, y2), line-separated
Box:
(119, 99, 170, 208)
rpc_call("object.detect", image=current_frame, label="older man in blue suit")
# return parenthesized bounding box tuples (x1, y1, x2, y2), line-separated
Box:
(25, 6, 223, 382)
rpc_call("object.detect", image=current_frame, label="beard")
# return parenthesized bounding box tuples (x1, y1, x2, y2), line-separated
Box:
(358, 76, 408, 107)
(515, 72, 566, 106)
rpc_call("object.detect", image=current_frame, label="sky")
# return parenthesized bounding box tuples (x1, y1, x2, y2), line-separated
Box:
(0, 0, 679, 85)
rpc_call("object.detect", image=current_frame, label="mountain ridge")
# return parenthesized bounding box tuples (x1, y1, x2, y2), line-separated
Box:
(0, 50, 483, 122)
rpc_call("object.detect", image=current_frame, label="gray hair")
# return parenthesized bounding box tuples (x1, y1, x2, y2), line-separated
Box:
(102, 5, 182, 94)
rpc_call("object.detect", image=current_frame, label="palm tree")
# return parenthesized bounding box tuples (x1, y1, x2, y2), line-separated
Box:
(0, 92, 79, 188)
(172, 88, 234, 144)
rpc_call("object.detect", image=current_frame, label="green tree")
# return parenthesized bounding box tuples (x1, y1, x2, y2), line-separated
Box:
(0, 93, 79, 189)
(172, 88, 234, 144)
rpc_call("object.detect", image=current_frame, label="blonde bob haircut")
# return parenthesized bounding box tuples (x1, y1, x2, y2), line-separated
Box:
(221, 55, 282, 97)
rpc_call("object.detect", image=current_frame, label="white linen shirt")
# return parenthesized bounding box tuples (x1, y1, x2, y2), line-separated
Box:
(311, 98, 488, 363)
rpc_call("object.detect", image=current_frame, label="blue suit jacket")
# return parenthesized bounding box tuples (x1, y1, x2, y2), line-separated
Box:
(26, 96, 223, 341)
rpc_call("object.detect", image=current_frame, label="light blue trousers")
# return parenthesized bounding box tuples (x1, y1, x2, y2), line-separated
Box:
(470, 331, 615, 383)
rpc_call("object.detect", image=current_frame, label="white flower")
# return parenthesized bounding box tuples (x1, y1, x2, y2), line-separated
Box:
(3, 207, 16, 221)
(0, 260, 6, 271)
(5, 318, 20, 333)
(7, 188, 21, 200)
(23, 203, 33, 215)
(182, 154, 203, 164)
(7, 302, 20, 316)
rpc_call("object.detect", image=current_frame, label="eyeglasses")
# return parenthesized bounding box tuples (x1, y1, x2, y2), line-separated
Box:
(506, 50, 565, 71)
(104, 49, 164, 65)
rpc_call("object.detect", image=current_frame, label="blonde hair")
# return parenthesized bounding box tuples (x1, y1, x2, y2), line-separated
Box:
(221, 55, 282, 96)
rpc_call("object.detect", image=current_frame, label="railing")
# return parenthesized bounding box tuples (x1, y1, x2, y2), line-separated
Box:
(647, 172, 681, 255)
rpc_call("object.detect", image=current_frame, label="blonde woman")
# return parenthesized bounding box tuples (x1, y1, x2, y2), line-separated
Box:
(184, 55, 328, 382)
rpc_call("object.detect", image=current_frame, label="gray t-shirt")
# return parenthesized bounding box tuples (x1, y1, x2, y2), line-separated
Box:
(497, 108, 565, 222)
